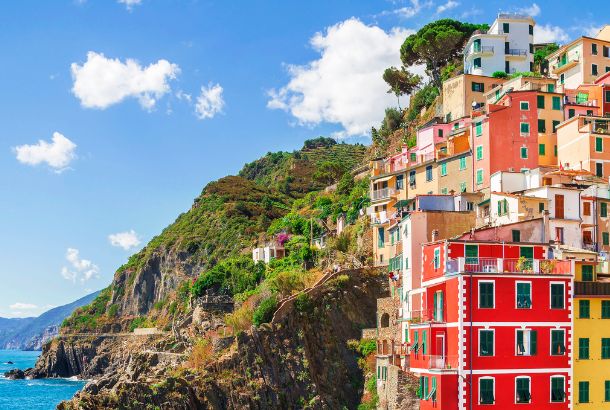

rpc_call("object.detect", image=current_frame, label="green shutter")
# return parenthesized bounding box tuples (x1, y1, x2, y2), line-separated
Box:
(580, 300, 591, 318)
(604, 232, 610, 246)
(521, 147, 528, 158)
(530, 330, 537, 354)
(517, 378, 530, 403)
(520, 122, 530, 133)
(475, 122, 482, 136)
(480, 378, 494, 404)
(582, 265, 594, 281)
(605, 380, 610, 401)
(537, 95, 545, 108)
(538, 119, 546, 133)
(422, 330, 427, 354)
(539, 144, 545, 155)
(552, 96, 561, 110)
(602, 338, 610, 359)
(579, 338, 590, 359)
(579, 381, 590, 403)
(516, 330, 524, 354)
(603, 301, 610, 318)
(597, 137, 604, 152)
(602, 202, 608, 217)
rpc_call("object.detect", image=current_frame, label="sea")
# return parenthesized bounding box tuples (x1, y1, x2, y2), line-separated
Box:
(0, 350, 86, 410)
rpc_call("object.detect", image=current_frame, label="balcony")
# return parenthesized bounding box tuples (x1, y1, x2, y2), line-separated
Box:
(581, 117, 610, 135)
(409, 353, 458, 371)
(506, 49, 527, 58)
(371, 187, 396, 202)
(467, 45, 494, 57)
(408, 309, 444, 324)
(574, 281, 610, 296)
(552, 55, 579, 74)
(447, 257, 572, 275)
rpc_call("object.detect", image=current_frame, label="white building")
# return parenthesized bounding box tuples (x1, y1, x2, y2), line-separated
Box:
(252, 243, 285, 264)
(464, 13, 535, 77)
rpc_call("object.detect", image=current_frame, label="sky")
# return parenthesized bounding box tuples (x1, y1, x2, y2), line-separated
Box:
(0, 0, 606, 318)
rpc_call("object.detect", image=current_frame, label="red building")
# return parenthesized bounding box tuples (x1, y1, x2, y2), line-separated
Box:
(471, 91, 541, 190)
(407, 239, 573, 409)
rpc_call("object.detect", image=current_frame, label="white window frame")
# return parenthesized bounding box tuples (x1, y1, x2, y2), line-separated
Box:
(478, 328, 495, 357)
(549, 281, 565, 309)
(515, 375, 532, 404)
(549, 374, 566, 403)
(520, 122, 530, 136)
(515, 328, 534, 356)
(479, 376, 495, 405)
(520, 146, 528, 159)
(478, 280, 496, 309)
(549, 328, 566, 356)
(520, 101, 530, 111)
(515, 281, 532, 309)
(434, 248, 441, 269)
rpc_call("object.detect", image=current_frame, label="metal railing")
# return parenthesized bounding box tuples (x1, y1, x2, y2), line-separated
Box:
(574, 281, 610, 296)
(556, 55, 579, 69)
(371, 188, 396, 201)
(446, 257, 572, 275)
(408, 309, 444, 323)
(506, 48, 527, 56)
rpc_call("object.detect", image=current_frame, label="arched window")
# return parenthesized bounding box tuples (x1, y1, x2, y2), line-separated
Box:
(380, 313, 390, 328)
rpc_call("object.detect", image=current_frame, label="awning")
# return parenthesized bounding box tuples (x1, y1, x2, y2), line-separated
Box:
(372, 175, 394, 183)
(394, 199, 413, 209)
(478, 198, 491, 206)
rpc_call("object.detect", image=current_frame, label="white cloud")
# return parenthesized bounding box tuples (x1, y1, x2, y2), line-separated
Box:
(118, 0, 142, 10)
(391, 0, 432, 18)
(516, 3, 541, 17)
(534, 24, 569, 44)
(71, 51, 180, 110)
(436, 0, 459, 14)
(14, 132, 77, 172)
(267, 18, 420, 138)
(61, 248, 100, 283)
(9, 303, 38, 310)
(108, 230, 141, 250)
(585, 25, 603, 37)
(195, 83, 225, 119)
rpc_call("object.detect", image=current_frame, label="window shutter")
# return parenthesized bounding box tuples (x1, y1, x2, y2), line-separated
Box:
(530, 330, 537, 354)
(517, 330, 524, 354)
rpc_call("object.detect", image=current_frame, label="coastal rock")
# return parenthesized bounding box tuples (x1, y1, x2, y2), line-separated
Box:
(3, 368, 25, 379)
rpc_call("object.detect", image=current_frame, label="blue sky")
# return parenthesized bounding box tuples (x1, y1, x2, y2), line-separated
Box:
(0, 0, 606, 317)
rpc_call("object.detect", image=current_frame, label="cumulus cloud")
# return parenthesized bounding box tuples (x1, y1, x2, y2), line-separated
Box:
(390, 0, 432, 18)
(195, 83, 225, 119)
(267, 18, 420, 138)
(585, 25, 603, 37)
(61, 248, 100, 283)
(534, 24, 569, 43)
(71, 51, 180, 110)
(436, 0, 459, 14)
(108, 230, 141, 250)
(118, 0, 142, 10)
(14, 132, 77, 172)
(9, 303, 38, 310)
(516, 3, 541, 17)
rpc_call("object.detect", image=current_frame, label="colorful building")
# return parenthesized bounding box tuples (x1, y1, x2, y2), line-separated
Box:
(442, 74, 505, 122)
(557, 115, 610, 178)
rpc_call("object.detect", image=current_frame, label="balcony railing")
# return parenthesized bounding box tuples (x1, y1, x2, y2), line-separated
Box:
(506, 48, 527, 56)
(582, 118, 610, 135)
(410, 353, 458, 370)
(574, 281, 610, 296)
(557, 55, 579, 69)
(468, 45, 494, 56)
(372, 188, 396, 201)
(447, 257, 572, 275)
(408, 309, 444, 323)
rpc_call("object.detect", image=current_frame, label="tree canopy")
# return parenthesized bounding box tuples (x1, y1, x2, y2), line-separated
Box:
(400, 19, 488, 87)
(382, 66, 422, 109)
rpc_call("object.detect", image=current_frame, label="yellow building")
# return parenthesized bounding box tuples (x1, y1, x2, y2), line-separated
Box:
(442, 74, 505, 122)
(573, 260, 610, 408)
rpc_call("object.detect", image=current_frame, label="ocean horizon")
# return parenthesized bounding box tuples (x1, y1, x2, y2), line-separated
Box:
(0, 350, 85, 410)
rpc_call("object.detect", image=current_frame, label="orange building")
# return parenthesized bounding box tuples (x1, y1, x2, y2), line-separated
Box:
(557, 115, 610, 178)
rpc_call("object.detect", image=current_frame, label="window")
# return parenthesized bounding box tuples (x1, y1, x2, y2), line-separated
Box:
(512, 229, 521, 242)
(538, 119, 546, 133)
(529, 44, 534, 54)
(552, 120, 560, 132)
(474, 57, 482, 68)
(537, 95, 545, 108)
(467, 201, 474, 211)
(579, 381, 590, 403)
(479, 281, 494, 308)
(606, 90, 610, 103)
(597, 137, 604, 152)
(520, 101, 529, 111)
(603, 338, 610, 359)
(593, 64, 599, 76)
(606, 380, 610, 402)
(441, 187, 448, 194)
(593, 43, 599, 55)
(516, 329, 537, 355)
(584, 201, 591, 215)
(520, 122, 530, 134)
(516, 377, 530, 403)
(422, 330, 427, 355)
(551, 283, 565, 309)
(460, 182, 467, 192)
(479, 329, 494, 356)
(480, 378, 494, 404)
(520, 147, 528, 159)
(579, 338, 590, 359)
(433, 248, 440, 270)
(440, 162, 447, 176)
(438, 129, 444, 138)
(396, 175, 404, 190)
(582, 265, 594, 281)
(497, 198, 509, 216)
(552, 96, 561, 110)
(580, 300, 591, 319)
(433, 291, 444, 322)
(539, 144, 545, 155)
(377, 227, 385, 248)
(568, 108, 575, 118)
(603, 301, 610, 318)
(516, 282, 531, 308)
(551, 329, 566, 355)
(459, 156, 466, 170)
(605, 46, 610, 58)
(426, 165, 433, 182)
(555, 194, 565, 219)
(548, 84, 555, 92)
(476, 169, 483, 185)
(529, 24, 533, 35)
(597, 162, 604, 178)
(475, 122, 482, 136)
(551, 376, 565, 403)
(539, 202, 545, 213)
(604, 232, 610, 246)
(503, 22, 509, 33)
(409, 170, 416, 187)
(602, 202, 608, 217)
(476, 145, 483, 160)
(554, 145, 558, 156)
(560, 73, 564, 85)
(472, 82, 485, 92)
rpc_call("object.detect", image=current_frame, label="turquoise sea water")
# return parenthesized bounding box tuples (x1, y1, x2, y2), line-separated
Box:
(0, 350, 86, 410)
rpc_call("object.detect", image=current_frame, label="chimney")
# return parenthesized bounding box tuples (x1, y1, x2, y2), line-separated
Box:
(432, 229, 439, 242)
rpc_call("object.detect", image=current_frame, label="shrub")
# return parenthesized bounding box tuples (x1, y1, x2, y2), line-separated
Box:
(188, 338, 213, 369)
(358, 339, 377, 357)
(492, 71, 508, 78)
(129, 316, 150, 332)
(107, 304, 119, 318)
(252, 295, 278, 326)
(225, 304, 254, 333)
(191, 256, 265, 297)
(294, 293, 314, 314)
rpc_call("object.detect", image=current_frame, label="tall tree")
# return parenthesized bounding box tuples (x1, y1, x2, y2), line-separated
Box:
(534, 43, 559, 75)
(400, 19, 488, 88)
(382, 66, 422, 109)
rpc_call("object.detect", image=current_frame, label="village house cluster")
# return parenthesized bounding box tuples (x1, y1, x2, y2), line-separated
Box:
(369, 13, 610, 409)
